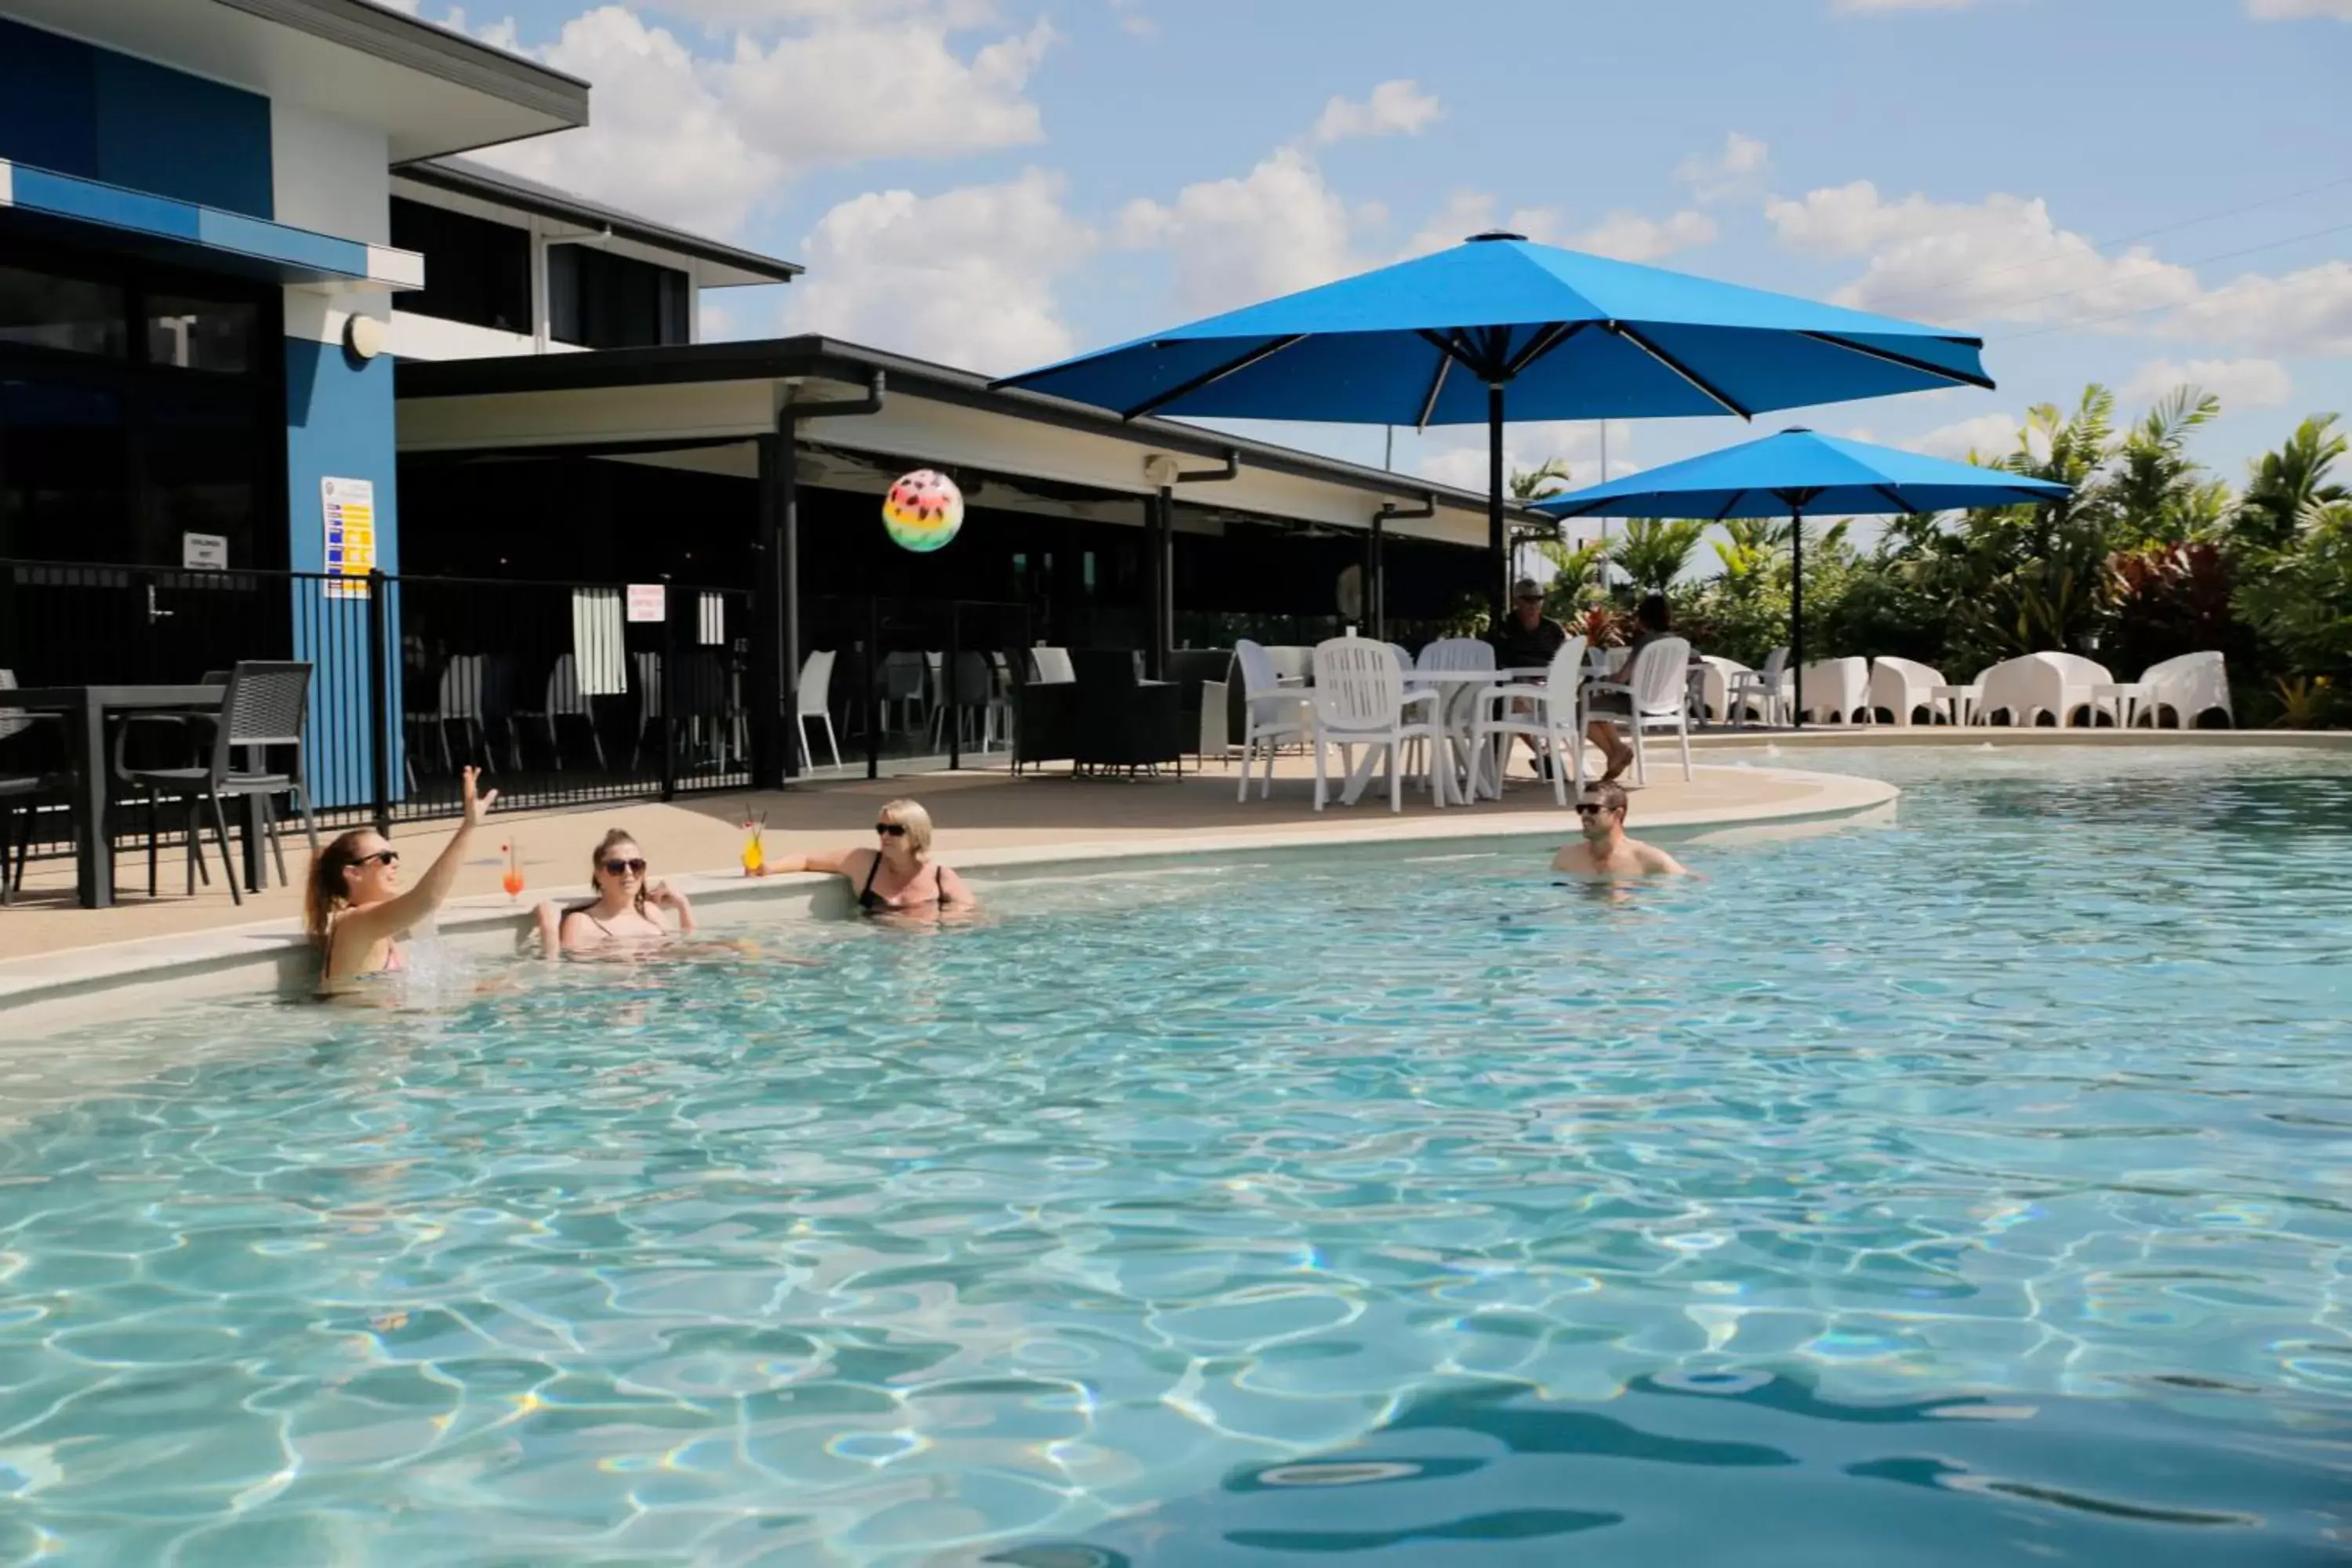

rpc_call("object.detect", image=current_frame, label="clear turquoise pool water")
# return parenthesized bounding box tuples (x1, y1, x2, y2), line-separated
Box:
(2, 746, 2349, 1565)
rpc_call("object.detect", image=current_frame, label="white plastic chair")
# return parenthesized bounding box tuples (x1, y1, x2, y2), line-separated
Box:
(1470, 636, 1588, 804)
(1798, 656, 1872, 724)
(1973, 652, 2114, 728)
(1726, 647, 1791, 728)
(1868, 657, 1946, 726)
(1308, 637, 1443, 813)
(1029, 646, 1076, 685)
(2136, 651, 2231, 728)
(1583, 636, 1694, 785)
(799, 649, 842, 769)
(1412, 637, 1497, 795)
(1693, 655, 1750, 724)
(1233, 639, 1314, 800)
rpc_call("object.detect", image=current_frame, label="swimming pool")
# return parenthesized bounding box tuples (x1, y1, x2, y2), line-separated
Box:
(2, 746, 2347, 1564)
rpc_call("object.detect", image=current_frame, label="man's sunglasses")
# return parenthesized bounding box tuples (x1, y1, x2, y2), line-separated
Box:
(1575, 804, 1613, 817)
(603, 857, 648, 876)
(874, 822, 908, 837)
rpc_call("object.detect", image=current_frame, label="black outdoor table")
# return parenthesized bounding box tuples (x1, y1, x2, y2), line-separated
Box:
(4, 684, 260, 909)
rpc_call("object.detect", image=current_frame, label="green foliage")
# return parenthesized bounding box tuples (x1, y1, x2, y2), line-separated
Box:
(1508, 458, 1577, 501)
(2236, 503, 2352, 684)
(2236, 414, 2347, 552)
(1533, 536, 1607, 617)
(1609, 518, 1709, 595)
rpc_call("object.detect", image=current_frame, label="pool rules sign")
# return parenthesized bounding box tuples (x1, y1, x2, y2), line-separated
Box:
(321, 477, 377, 598)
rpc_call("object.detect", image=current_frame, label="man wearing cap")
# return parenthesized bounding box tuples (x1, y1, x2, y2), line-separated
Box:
(1491, 578, 1568, 777)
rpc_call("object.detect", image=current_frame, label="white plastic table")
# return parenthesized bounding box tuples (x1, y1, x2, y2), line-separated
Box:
(1930, 682, 1982, 727)
(2092, 681, 2149, 729)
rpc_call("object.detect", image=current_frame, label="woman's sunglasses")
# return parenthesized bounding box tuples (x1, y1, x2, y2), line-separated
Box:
(603, 857, 648, 876)
(354, 848, 399, 868)
(874, 822, 908, 837)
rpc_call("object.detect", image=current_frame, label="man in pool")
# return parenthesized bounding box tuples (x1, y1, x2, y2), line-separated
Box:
(1552, 780, 1690, 877)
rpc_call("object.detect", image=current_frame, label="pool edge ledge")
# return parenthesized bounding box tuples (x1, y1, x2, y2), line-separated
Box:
(0, 764, 1893, 1038)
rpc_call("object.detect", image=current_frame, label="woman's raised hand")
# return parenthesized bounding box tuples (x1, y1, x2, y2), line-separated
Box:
(460, 765, 499, 827)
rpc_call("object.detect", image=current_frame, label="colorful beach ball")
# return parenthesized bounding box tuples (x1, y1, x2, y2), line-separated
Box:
(882, 469, 964, 553)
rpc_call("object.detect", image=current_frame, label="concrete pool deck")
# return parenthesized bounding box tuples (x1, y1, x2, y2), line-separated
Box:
(3, 728, 2343, 1035)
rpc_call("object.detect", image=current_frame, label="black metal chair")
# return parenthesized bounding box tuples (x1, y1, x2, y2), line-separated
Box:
(0, 670, 70, 905)
(117, 661, 320, 904)
(1072, 649, 1185, 777)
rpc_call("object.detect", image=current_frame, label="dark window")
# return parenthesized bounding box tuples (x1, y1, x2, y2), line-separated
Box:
(0, 264, 126, 358)
(389, 197, 532, 335)
(0, 241, 279, 572)
(145, 293, 256, 373)
(548, 244, 689, 349)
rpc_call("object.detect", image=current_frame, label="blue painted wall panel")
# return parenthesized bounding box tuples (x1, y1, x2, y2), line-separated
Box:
(93, 50, 273, 219)
(0, 18, 273, 220)
(286, 336, 402, 808)
(0, 17, 98, 177)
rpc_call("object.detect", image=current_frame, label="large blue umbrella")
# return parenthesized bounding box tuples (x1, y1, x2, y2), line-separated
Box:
(993, 230, 1994, 622)
(1532, 426, 2071, 725)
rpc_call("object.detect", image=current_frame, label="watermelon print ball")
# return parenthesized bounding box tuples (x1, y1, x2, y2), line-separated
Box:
(882, 470, 965, 553)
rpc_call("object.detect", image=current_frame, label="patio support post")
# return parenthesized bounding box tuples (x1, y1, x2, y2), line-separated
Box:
(1371, 493, 1434, 644)
(751, 424, 794, 788)
(1487, 382, 1508, 631)
(1146, 487, 1173, 678)
(366, 567, 391, 837)
(1790, 505, 1805, 731)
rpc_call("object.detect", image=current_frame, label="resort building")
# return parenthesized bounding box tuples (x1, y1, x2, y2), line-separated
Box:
(0, 0, 1533, 805)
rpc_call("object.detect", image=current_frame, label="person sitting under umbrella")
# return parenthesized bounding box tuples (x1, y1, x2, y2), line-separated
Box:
(1490, 577, 1567, 777)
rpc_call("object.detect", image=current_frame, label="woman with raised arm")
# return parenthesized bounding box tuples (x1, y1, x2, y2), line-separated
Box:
(748, 797, 974, 913)
(307, 765, 497, 993)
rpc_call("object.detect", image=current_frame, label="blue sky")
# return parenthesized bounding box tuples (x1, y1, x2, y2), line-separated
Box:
(425, 0, 2350, 504)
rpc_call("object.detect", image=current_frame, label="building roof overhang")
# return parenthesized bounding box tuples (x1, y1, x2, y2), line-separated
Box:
(5, 0, 589, 162)
(395, 336, 1544, 546)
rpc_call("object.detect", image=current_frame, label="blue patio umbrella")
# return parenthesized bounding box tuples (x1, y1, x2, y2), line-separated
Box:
(993, 231, 1994, 623)
(1531, 426, 2071, 725)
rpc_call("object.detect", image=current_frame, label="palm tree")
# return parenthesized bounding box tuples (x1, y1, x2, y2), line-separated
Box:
(2111, 385, 2224, 547)
(1712, 517, 1786, 593)
(2238, 413, 2348, 551)
(1508, 458, 1577, 501)
(1534, 536, 1607, 615)
(1610, 518, 1708, 596)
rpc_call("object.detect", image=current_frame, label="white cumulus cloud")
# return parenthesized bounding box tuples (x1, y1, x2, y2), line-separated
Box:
(2161, 260, 2352, 358)
(466, 3, 1054, 238)
(1765, 181, 2201, 330)
(1674, 132, 1769, 204)
(1573, 209, 1718, 263)
(1902, 412, 2022, 461)
(1311, 79, 1443, 144)
(2120, 356, 2292, 411)
(2245, 0, 2352, 17)
(785, 169, 1094, 374)
(1116, 146, 1360, 315)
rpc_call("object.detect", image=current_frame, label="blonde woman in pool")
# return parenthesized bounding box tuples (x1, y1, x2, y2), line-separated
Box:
(748, 798, 974, 913)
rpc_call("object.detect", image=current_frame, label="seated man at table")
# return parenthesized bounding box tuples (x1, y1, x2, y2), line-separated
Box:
(1552, 780, 1690, 877)
(1490, 578, 1567, 776)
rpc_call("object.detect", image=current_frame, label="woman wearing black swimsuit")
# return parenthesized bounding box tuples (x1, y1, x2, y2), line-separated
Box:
(749, 798, 974, 913)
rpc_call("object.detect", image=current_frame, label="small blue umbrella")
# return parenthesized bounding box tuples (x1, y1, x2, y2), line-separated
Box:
(1532, 426, 2071, 725)
(993, 231, 1994, 622)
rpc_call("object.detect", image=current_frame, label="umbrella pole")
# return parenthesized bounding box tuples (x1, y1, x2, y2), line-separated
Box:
(1790, 506, 1804, 731)
(1488, 383, 1508, 630)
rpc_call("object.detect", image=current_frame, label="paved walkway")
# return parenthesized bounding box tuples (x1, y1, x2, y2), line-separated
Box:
(0, 750, 1822, 960)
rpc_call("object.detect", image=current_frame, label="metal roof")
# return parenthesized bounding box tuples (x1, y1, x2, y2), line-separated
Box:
(396, 157, 804, 285)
